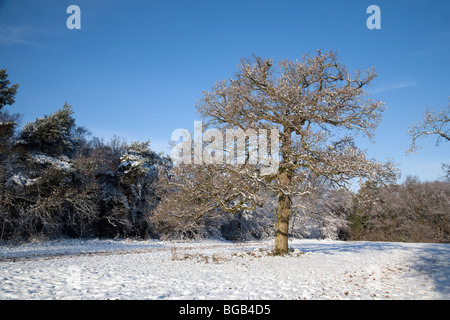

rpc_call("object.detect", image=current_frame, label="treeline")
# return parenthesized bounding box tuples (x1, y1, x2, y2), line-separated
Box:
(349, 178, 450, 242)
(0, 102, 169, 240)
(0, 69, 449, 243)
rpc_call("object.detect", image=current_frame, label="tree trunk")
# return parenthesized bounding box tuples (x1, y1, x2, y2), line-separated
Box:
(274, 127, 292, 254)
(275, 190, 291, 254)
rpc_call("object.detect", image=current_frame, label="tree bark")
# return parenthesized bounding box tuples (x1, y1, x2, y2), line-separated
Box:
(274, 127, 292, 254)
(275, 188, 291, 254)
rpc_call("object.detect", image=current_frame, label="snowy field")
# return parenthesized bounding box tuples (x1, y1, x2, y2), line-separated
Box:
(0, 238, 449, 300)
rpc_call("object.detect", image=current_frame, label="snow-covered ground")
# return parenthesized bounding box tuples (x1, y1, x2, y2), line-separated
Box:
(0, 238, 449, 300)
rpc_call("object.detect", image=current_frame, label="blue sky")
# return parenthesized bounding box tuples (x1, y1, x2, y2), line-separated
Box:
(0, 0, 449, 182)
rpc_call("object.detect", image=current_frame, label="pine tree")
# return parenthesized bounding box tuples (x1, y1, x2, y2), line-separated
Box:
(0, 69, 19, 111)
(19, 103, 76, 156)
(0, 69, 20, 154)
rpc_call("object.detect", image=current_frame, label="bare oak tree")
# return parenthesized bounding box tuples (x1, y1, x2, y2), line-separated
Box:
(156, 51, 397, 253)
(193, 51, 398, 253)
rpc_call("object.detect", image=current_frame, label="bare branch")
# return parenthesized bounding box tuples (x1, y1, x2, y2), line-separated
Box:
(407, 104, 450, 153)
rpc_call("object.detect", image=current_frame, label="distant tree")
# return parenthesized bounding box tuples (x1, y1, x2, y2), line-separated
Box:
(441, 163, 450, 182)
(290, 178, 352, 240)
(194, 50, 397, 253)
(349, 177, 450, 242)
(95, 140, 170, 238)
(407, 103, 449, 184)
(407, 104, 449, 153)
(116, 141, 157, 237)
(0, 69, 20, 154)
(153, 163, 263, 239)
(0, 69, 19, 110)
(19, 103, 77, 156)
(118, 141, 155, 183)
